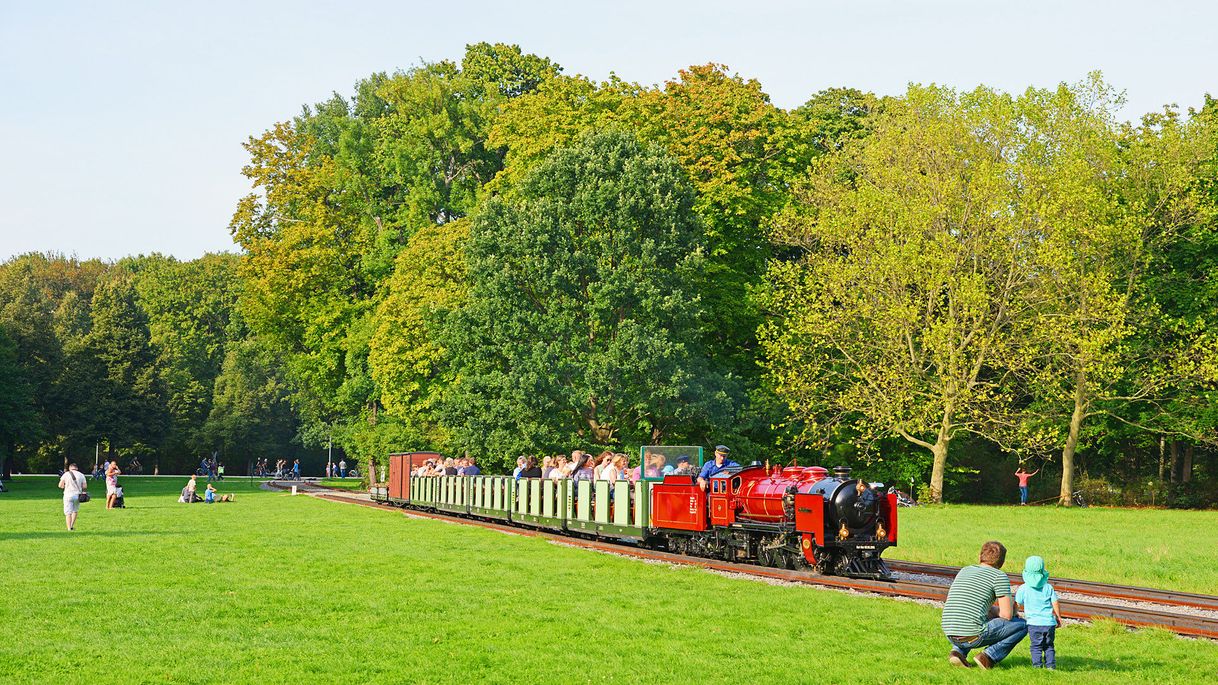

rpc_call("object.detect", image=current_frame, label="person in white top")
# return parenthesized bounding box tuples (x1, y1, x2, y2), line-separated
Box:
(58, 463, 88, 531)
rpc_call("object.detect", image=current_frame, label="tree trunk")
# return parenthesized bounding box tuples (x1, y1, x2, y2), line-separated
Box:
(928, 436, 950, 504)
(1158, 436, 1165, 482)
(1169, 441, 1180, 483)
(1183, 445, 1194, 483)
(1058, 369, 1087, 507)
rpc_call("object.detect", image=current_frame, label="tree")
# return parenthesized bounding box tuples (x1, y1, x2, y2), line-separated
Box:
(762, 84, 1044, 502)
(1010, 79, 1218, 504)
(0, 324, 38, 479)
(231, 45, 559, 467)
(0, 254, 107, 471)
(443, 129, 732, 466)
(368, 218, 470, 450)
(135, 253, 242, 463)
(85, 270, 169, 462)
(204, 338, 297, 467)
(492, 65, 825, 451)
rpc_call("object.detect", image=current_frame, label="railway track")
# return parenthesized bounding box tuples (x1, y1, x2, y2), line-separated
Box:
(889, 559, 1218, 612)
(275, 481, 1218, 640)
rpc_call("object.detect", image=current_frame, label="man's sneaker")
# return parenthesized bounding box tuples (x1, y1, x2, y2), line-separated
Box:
(973, 652, 995, 670)
(949, 650, 971, 668)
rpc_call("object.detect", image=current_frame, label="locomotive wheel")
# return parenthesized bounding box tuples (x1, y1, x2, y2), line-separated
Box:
(787, 551, 805, 570)
(759, 548, 780, 568)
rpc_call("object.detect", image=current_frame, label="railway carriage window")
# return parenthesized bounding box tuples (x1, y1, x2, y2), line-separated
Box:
(639, 445, 705, 481)
(731, 476, 741, 493)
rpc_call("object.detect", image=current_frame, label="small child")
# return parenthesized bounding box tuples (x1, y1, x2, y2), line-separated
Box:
(205, 483, 217, 504)
(1015, 555, 1062, 669)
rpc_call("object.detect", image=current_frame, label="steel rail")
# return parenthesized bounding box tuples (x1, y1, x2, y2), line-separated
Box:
(274, 481, 1218, 640)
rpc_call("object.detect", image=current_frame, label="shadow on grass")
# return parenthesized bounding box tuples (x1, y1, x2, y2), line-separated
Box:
(1005, 653, 1164, 673)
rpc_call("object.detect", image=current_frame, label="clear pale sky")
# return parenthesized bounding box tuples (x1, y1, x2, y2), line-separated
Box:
(1, 0, 1215, 262)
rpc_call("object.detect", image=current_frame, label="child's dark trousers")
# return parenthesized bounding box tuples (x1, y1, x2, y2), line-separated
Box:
(1028, 625, 1056, 669)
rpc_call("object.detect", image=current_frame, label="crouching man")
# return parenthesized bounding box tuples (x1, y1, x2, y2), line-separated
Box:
(942, 540, 1028, 670)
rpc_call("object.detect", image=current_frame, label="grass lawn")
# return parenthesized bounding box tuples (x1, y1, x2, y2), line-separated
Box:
(317, 478, 364, 490)
(2, 476, 1215, 684)
(894, 504, 1218, 594)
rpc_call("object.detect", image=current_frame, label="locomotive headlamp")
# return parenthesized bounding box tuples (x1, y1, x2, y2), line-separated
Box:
(875, 521, 887, 541)
(838, 521, 850, 541)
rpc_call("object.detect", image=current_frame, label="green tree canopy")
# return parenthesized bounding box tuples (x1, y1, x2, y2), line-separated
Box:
(443, 129, 732, 466)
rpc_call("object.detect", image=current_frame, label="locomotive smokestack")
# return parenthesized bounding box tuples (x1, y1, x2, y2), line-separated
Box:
(833, 466, 851, 479)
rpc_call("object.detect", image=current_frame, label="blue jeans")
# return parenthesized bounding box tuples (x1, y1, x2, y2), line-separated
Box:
(948, 617, 1028, 664)
(1028, 625, 1056, 668)
(1019, 486, 1029, 504)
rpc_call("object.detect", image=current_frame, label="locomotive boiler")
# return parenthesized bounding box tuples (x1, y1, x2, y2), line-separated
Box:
(696, 464, 896, 578)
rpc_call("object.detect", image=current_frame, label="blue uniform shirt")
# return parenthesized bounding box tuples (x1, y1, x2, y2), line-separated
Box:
(698, 459, 740, 480)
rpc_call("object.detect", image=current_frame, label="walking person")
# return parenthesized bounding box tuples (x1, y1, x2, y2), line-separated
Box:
(217, 462, 225, 481)
(942, 541, 1027, 669)
(292, 459, 301, 480)
(58, 463, 88, 531)
(1015, 465, 1039, 505)
(105, 460, 122, 510)
(339, 459, 347, 478)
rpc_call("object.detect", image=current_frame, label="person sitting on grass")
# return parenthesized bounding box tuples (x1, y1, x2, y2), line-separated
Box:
(1015, 556, 1062, 669)
(942, 540, 1027, 670)
(180, 475, 200, 503)
(205, 483, 217, 504)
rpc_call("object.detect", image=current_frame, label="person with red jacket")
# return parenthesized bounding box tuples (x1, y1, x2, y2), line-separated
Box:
(1015, 466, 1039, 505)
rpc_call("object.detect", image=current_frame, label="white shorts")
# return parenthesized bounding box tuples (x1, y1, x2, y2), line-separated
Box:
(63, 495, 80, 515)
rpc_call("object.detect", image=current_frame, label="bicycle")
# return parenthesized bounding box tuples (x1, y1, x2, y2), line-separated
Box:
(1071, 490, 1088, 508)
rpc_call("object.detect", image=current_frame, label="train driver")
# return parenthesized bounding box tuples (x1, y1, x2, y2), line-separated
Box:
(697, 445, 740, 490)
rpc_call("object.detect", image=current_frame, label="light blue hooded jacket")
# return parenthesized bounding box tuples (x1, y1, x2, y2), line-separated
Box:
(1015, 555, 1058, 626)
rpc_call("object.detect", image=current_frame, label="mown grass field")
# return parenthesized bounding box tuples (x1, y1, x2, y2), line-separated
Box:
(1, 476, 1215, 684)
(894, 504, 1218, 594)
(317, 477, 364, 490)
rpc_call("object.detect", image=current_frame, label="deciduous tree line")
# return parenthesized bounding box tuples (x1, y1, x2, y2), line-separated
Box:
(4, 44, 1216, 505)
(0, 254, 297, 475)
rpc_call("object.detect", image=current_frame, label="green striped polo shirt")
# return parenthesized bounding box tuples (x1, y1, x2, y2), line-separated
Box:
(941, 564, 1011, 636)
